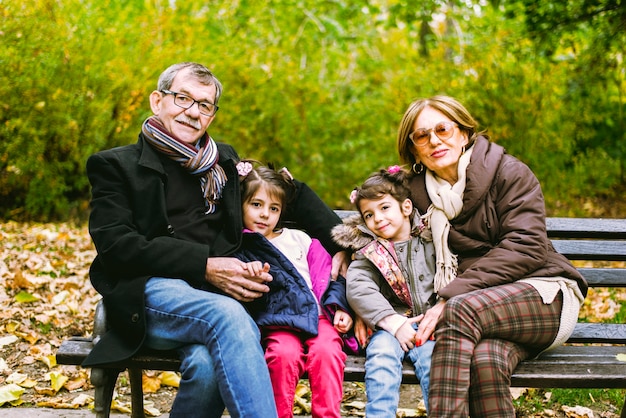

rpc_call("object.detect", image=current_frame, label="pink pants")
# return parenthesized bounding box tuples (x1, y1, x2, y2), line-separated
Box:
(262, 316, 347, 418)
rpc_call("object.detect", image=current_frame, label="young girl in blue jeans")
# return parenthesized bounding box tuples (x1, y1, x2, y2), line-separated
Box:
(332, 166, 440, 416)
(234, 161, 357, 418)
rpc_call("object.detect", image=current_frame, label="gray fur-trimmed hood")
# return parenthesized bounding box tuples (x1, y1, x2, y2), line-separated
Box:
(331, 211, 430, 251)
(331, 213, 376, 251)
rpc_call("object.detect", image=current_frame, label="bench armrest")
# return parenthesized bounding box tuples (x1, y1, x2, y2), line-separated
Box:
(93, 299, 107, 344)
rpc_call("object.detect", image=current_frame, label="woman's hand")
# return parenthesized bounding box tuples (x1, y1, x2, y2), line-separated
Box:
(414, 299, 446, 345)
(354, 316, 371, 348)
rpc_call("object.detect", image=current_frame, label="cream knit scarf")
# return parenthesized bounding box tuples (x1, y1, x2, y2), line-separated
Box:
(423, 146, 473, 292)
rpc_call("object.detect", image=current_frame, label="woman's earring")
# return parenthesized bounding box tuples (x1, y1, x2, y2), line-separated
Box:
(412, 162, 424, 174)
(462, 145, 466, 155)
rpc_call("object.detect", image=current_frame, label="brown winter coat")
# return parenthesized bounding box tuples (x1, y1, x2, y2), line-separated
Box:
(408, 136, 587, 300)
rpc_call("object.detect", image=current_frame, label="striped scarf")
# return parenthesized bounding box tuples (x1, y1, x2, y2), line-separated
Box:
(142, 116, 227, 213)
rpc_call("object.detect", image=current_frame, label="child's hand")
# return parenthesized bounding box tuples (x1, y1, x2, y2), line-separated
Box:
(395, 320, 418, 352)
(354, 316, 372, 348)
(333, 309, 353, 334)
(243, 261, 270, 277)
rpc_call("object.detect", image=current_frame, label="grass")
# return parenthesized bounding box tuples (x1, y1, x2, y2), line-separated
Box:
(515, 388, 625, 416)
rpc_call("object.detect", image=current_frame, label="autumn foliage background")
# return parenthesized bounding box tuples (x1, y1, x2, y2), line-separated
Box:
(1, 0, 626, 416)
(1, 0, 625, 222)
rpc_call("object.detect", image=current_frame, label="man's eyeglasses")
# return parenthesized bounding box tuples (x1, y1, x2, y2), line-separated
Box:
(161, 90, 219, 117)
(409, 121, 457, 146)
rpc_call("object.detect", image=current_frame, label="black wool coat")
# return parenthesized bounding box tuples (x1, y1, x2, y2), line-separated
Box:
(83, 134, 343, 366)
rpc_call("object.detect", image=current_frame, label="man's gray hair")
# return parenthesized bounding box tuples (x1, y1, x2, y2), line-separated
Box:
(157, 62, 223, 104)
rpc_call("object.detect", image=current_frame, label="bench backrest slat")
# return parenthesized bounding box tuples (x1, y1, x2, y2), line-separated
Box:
(547, 218, 626, 239)
(551, 240, 626, 261)
(579, 268, 626, 287)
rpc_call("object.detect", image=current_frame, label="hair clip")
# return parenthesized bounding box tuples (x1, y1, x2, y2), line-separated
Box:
(279, 167, 294, 180)
(349, 188, 358, 204)
(387, 165, 401, 174)
(236, 161, 253, 177)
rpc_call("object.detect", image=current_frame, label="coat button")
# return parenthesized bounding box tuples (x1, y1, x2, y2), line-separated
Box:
(131, 313, 140, 323)
(419, 274, 424, 281)
(167, 224, 174, 235)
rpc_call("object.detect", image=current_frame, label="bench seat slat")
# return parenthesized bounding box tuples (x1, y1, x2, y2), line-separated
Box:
(345, 346, 626, 388)
(56, 339, 93, 365)
(568, 323, 626, 343)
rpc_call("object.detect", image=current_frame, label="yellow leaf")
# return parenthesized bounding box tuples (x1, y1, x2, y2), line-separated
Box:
(5, 321, 20, 333)
(49, 371, 69, 392)
(18, 379, 38, 389)
(14, 290, 39, 303)
(6, 372, 27, 385)
(0, 383, 25, 406)
(39, 355, 56, 368)
(158, 371, 180, 388)
(617, 353, 626, 362)
(142, 373, 161, 393)
(295, 382, 310, 398)
(111, 399, 132, 414)
(15, 331, 39, 344)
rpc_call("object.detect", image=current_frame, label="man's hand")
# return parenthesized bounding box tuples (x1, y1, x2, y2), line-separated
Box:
(333, 309, 353, 334)
(331, 250, 350, 279)
(205, 257, 272, 302)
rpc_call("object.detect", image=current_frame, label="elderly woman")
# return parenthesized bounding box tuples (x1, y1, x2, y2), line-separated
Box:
(396, 95, 587, 417)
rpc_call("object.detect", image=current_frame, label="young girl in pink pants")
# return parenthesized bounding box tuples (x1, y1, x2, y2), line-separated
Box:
(234, 161, 358, 418)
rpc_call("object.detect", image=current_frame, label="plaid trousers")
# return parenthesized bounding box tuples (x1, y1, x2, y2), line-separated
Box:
(428, 282, 562, 417)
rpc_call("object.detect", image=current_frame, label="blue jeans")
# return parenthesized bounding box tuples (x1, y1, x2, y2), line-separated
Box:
(364, 327, 434, 417)
(144, 277, 278, 418)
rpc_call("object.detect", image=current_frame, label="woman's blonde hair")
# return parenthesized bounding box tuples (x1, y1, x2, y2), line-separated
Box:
(397, 95, 482, 167)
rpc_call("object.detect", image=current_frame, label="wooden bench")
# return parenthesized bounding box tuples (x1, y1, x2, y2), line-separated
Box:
(56, 215, 626, 418)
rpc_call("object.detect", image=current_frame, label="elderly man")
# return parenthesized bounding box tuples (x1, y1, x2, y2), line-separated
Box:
(83, 62, 346, 417)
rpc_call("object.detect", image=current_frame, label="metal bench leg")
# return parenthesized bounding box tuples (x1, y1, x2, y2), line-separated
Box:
(129, 368, 145, 418)
(90, 367, 120, 418)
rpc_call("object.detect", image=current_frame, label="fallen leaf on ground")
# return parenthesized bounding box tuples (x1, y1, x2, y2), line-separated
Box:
(562, 405, 595, 418)
(158, 371, 180, 388)
(0, 383, 25, 406)
(142, 373, 161, 393)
